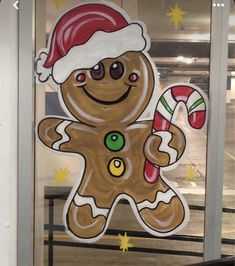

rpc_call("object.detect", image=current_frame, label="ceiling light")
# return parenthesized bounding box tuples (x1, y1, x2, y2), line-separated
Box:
(177, 56, 184, 61)
(184, 58, 193, 64)
(177, 56, 193, 64)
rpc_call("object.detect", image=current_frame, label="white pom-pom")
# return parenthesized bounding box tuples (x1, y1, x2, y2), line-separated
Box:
(35, 50, 52, 84)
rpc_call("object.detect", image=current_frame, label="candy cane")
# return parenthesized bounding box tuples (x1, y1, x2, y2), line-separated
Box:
(144, 83, 207, 184)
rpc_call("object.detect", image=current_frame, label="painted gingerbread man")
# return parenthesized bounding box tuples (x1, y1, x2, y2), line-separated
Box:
(36, 2, 207, 243)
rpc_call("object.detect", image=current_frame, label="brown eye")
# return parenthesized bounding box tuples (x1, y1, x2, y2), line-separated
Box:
(110, 61, 124, 80)
(90, 62, 105, 80)
(76, 73, 86, 82)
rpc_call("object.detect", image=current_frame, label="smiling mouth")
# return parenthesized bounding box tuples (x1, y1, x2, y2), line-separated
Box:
(82, 86, 132, 105)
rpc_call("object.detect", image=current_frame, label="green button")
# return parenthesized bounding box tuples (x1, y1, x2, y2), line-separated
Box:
(104, 131, 125, 151)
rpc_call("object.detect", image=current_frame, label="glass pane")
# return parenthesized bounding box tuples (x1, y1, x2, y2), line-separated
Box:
(35, 0, 211, 265)
(221, 0, 235, 257)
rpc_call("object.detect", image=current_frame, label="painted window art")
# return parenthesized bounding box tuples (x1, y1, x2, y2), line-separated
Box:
(35, 1, 208, 243)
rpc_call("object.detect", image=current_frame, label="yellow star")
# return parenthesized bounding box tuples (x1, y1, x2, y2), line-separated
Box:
(53, 0, 65, 10)
(166, 4, 187, 30)
(118, 232, 133, 253)
(54, 167, 71, 184)
(186, 164, 196, 181)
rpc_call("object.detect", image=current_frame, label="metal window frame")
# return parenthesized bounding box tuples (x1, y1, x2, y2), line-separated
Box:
(204, 0, 230, 261)
(18, 0, 35, 266)
(17, 0, 230, 264)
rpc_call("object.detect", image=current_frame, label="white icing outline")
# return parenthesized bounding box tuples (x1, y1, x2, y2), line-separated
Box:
(53, 121, 72, 150)
(74, 193, 109, 217)
(153, 131, 178, 164)
(137, 189, 176, 211)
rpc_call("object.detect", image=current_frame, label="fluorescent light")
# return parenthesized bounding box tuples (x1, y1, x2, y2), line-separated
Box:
(184, 58, 193, 64)
(177, 56, 193, 64)
(177, 56, 184, 61)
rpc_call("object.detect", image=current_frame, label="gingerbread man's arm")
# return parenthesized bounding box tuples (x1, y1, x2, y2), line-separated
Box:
(38, 117, 96, 153)
(144, 124, 186, 167)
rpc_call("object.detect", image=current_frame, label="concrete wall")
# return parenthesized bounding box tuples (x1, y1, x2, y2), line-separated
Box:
(0, 1, 18, 266)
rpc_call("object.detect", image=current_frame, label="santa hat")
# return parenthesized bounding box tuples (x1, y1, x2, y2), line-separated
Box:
(35, 2, 150, 84)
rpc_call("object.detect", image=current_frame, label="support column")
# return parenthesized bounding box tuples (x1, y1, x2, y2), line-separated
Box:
(204, 0, 230, 261)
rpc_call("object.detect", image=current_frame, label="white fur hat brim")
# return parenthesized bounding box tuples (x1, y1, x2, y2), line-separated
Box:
(36, 23, 148, 84)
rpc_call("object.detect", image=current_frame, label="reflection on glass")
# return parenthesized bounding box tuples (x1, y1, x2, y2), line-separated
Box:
(33, 0, 232, 265)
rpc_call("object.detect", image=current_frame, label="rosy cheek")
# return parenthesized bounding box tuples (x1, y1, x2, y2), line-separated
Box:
(128, 73, 138, 82)
(76, 73, 86, 82)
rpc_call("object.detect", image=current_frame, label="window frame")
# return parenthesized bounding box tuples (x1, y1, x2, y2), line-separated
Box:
(17, 0, 230, 265)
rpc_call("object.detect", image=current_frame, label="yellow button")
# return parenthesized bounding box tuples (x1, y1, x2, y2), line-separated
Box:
(108, 158, 125, 177)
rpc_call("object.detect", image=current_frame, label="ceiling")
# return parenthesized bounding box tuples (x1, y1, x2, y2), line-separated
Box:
(45, 0, 235, 40)
(42, 0, 235, 79)
(138, 0, 211, 41)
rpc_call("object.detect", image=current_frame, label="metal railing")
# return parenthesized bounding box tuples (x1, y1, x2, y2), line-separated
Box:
(44, 186, 235, 266)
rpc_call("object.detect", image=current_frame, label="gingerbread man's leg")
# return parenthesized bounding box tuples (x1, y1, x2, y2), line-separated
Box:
(133, 177, 189, 236)
(63, 165, 117, 242)
(65, 196, 109, 242)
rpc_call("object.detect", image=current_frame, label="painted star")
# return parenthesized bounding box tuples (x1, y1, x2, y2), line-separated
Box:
(53, 0, 65, 10)
(118, 232, 133, 253)
(54, 167, 71, 184)
(166, 4, 187, 30)
(186, 164, 196, 181)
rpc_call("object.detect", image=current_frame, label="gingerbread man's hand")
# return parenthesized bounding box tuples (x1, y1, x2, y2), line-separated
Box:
(38, 117, 96, 154)
(144, 124, 186, 167)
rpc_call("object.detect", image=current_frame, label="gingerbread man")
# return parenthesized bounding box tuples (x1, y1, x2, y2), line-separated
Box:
(35, 2, 207, 243)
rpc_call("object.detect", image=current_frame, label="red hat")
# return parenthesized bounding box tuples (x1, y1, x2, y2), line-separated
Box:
(36, 2, 149, 84)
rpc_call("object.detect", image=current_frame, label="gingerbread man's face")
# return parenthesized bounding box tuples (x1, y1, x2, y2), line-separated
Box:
(61, 51, 154, 126)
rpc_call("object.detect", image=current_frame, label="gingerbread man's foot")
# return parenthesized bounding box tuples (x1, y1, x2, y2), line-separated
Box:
(135, 182, 189, 236)
(65, 193, 110, 242)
